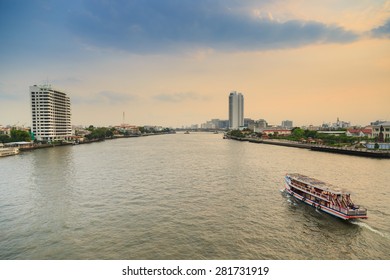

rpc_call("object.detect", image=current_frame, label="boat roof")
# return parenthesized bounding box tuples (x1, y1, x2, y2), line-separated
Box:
(287, 173, 348, 194)
(4, 141, 31, 145)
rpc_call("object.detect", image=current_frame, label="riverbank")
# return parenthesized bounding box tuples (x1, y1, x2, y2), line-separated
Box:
(15, 132, 175, 152)
(226, 136, 390, 158)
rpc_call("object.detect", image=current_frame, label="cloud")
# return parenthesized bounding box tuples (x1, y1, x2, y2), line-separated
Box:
(153, 92, 207, 103)
(73, 91, 138, 105)
(68, 0, 359, 53)
(50, 77, 83, 86)
(0, 82, 25, 101)
(0, 1, 78, 61)
(371, 19, 390, 38)
(0, 93, 20, 101)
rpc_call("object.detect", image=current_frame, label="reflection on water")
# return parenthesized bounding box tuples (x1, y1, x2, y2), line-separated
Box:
(0, 133, 389, 259)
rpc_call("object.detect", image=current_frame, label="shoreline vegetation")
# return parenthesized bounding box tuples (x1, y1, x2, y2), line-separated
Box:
(225, 133, 390, 159)
(28, 131, 176, 149)
(0, 126, 177, 153)
(16, 132, 176, 152)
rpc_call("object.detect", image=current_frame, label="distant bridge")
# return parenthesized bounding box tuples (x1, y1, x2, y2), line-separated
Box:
(175, 128, 227, 133)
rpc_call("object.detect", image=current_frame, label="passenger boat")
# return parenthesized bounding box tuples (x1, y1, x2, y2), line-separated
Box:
(0, 147, 20, 157)
(285, 173, 367, 220)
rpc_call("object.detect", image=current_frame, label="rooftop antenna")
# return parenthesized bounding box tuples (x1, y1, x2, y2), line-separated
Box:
(45, 76, 51, 89)
(123, 112, 125, 125)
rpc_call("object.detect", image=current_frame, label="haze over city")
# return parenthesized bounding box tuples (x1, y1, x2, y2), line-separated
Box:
(1, 0, 389, 128)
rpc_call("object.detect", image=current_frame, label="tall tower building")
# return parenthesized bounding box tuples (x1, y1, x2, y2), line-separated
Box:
(229, 91, 244, 129)
(30, 84, 72, 141)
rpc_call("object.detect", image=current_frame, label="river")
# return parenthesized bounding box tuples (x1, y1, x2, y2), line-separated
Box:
(1, 132, 389, 259)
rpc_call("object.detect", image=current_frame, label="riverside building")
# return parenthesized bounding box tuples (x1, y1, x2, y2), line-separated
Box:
(281, 120, 293, 129)
(229, 91, 244, 129)
(372, 121, 390, 141)
(30, 84, 72, 142)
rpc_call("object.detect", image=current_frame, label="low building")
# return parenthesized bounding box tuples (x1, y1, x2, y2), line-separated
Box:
(262, 128, 291, 136)
(244, 118, 255, 128)
(371, 121, 390, 141)
(303, 125, 321, 131)
(201, 119, 229, 129)
(317, 131, 346, 136)
(0, 126, 11, 136)
(346, 128, 372, 138)
(281, 120, 293, 129)
(115, 124, 140, 135)
(332, 118, 350, 129)
(366, 143, 390, 149)
(250, 119, 268, 133)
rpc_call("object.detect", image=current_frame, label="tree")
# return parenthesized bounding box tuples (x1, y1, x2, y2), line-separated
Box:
(290, 127, 304, 140)
(10, 129, 31, 142)
(138, 127, 145, 134)
(0, 134, 11, 143)
(105, 128, 113, 138)
(85, 127, 112, 140)
(304, 130, 317, 138)
(229, 130, 244, 138)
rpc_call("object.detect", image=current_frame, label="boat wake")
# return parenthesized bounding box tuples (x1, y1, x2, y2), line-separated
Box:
(281, 189, 297, 205)
(350, 220, 389, 239)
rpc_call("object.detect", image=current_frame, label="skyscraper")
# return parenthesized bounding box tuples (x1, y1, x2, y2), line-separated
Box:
(229, 91, 244, 129)
(30, 84, 72, 141)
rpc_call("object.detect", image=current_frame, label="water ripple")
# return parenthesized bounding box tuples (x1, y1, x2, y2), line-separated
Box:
(1, 133, 390, 259)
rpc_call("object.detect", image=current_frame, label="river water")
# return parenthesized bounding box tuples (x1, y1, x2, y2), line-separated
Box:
(1, 133, 389, 259)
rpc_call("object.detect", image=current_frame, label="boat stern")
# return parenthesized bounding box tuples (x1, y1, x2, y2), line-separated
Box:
(346, 207, 368, 219)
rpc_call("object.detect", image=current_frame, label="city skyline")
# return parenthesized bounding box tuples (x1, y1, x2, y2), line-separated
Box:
(1, 1, 390, 128)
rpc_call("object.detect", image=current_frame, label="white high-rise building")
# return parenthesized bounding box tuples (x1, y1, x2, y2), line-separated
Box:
(30, 84, 72, 141)
(229, 91, 244, 129)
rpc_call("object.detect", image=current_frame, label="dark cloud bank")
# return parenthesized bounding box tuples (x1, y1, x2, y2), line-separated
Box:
(69, 0, 360, 53)
(2, 0, 390, 56)
(371, 19, 390, 38)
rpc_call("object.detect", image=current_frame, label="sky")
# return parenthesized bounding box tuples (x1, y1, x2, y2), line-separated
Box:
(1, 0, 390, 128)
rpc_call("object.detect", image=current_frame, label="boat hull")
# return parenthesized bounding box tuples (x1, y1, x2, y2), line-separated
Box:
(285, 180, 367, 220)
(0, 148, 20, 157)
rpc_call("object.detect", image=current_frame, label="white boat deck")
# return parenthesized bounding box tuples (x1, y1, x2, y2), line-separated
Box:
(287, 173, 344, 194)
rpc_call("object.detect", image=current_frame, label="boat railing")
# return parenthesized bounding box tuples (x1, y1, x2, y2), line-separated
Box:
(346, 207, 367, 215)
(332, 205, 341, 212)
(319, 194, 328, 200)
(290, 181, 330, 202)
(328, 204, 366, 216)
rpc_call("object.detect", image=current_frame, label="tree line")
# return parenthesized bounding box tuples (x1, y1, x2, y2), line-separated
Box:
(0, 129, 31, 143)
(227, 127, 372, 147)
